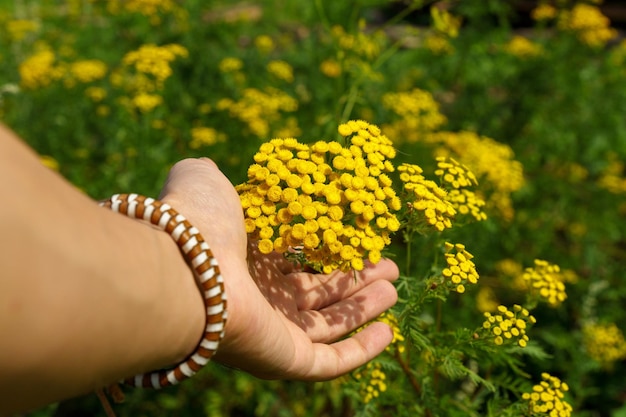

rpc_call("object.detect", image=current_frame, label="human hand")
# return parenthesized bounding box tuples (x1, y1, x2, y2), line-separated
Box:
(159, 158, 399, 380)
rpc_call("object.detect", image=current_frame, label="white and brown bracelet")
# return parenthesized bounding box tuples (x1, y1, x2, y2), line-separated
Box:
(99, 193, 227, 389)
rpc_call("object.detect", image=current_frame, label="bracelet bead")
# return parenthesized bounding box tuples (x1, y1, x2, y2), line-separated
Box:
(99, 193, 227, 388)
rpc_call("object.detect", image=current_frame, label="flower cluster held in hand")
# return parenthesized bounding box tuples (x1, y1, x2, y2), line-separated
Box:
(237, 120, 402, 273)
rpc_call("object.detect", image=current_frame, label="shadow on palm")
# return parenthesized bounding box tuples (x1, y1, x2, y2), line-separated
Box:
(247, 242, 398, 348)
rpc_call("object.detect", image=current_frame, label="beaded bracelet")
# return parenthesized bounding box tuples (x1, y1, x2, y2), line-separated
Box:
(99, 193, 228, 388)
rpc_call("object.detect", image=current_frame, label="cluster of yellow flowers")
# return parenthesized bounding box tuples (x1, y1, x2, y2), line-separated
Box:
(122, 43, 187, 89)
(482, 305, 536, 348)
(19, 49, 63, 90)
(430, 6, 462, 38)
(442, 242, 479, 293)
(423, 6, 462, 55)
(190, 127, 226, 149)
(216, 87, 298, 139)
(218, 57, 244, 73)
(254, 34, 275, 55)
(533, 1, 618, 47)
(398, 163, 455, 232)
(6, 19, 38, 42)
(68, 60, 108, 84)
(237, 120, 402, 272)
(378, 312, 405, 353)
(582, 322, 626, 368)
(116, 43, 187, 113)
(435, 157, 487, 222)
(353, 361, 387, 404)
(503, 35, 544, 58)
(85, 86, 107, 102)
(598, 153, 626, 194)
(331, 23, 384, 61)
(267, 60, 294, 83)
(426, 131, 524, 220)
(522, 259, 567, 307)
(531, 3, 558, 21)
(382, 88, 448, 140)
(327, 23, 386, 83)
(19, 46, 108, 91)
(558, 3, 617, 47)
(521, 373, 572, 417)
(319, 59, 342, 78)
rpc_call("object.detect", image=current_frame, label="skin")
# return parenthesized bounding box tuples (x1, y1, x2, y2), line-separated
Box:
(0, 124, 399, 415)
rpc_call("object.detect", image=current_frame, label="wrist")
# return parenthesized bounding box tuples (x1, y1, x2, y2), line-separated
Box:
(100, 194, 227, 388)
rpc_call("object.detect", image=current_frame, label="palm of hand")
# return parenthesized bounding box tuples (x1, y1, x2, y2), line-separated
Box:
(161, 158, 398, 381)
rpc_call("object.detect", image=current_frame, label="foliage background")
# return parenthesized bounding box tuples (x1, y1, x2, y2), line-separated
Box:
(2, 0, 626, 416)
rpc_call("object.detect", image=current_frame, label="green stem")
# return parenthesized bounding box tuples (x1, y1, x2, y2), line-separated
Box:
(404, 229, 414, 277)
(394, 349, 421, 396)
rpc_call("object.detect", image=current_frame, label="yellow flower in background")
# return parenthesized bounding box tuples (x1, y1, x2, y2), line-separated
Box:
(430, 6, 462, 38)
(237, 120, 400, 273)
(377, 312, 405, 353)
(583, 323, 626, 368)
(521, 373, 572, 417)
(19, 49, 62, 89)
(426, 131, 524, 221)
(254, 34, 275, 54)
(503, 35, 544, 58)
(122, 43, 188, 89)
(273, 116, 302, 139)
(482, 304, 536, 348)
(320, 59, 342, 78)
(476, 286, 500, 313)
(7, 19, 39, 42)
(598, 153, 626, 194)
(131, 92, 163, 113)
(218, 87, 298, 139)
(424, 33, 454, 55)
(218, 57, 243, 73)
(531, 3, 557, 21)
(382, 88, 447, 135)
(69, 59, 107, 83)
(352, 361, 387, 404)
(267, 60, 294, 83)
(331, 24, 384, 61)
(495, 258, 528, 291)
(85, 86, 107, 102)
(522, 259, 567, 307)
(190, 126, 226, 148)
(558, 3, 617, 47)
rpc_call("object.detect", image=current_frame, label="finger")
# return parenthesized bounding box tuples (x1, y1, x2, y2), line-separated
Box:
(291, 258, 399, 311)
(299, 279, 398, 343)
(296, 321, 393, 381)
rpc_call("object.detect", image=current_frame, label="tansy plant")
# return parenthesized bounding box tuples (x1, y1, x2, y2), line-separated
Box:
(236, 120, 572, 414)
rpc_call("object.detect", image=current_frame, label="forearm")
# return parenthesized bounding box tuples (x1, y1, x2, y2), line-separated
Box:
(0, 126, 205, 414)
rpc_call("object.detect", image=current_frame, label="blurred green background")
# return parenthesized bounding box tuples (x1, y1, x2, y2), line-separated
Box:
(2, 1, 626, 416)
